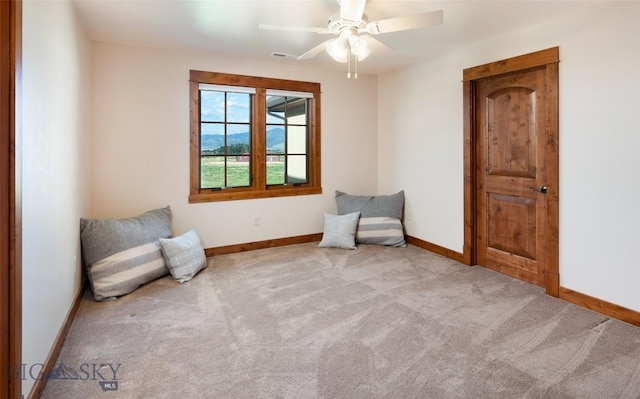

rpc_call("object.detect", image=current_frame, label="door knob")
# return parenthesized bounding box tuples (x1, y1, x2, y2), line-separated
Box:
(529, 185, 548, 194)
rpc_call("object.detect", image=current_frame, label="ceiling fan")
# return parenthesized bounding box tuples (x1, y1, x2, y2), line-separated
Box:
(259, 0, 443, 78)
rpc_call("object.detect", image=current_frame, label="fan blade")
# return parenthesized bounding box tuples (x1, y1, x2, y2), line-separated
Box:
(297, 39, 334, 60)
(339, 0, 367, 22)
(259, 24, 331, 34)
(365, 10, 443, 34)
(360, 35, 394, 54)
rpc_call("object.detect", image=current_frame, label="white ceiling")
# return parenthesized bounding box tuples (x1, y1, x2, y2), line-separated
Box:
(71, 0, 604, 75)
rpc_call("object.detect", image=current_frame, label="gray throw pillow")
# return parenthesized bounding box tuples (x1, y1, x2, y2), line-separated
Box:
(80, 206, 172, 301)
(318, 212, 360, 250)
(159, 229, 208, 283)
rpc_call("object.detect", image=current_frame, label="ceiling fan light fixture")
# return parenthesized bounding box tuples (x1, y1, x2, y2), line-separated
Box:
(326, 37, 349, 63)
(348, 35, 371, 61)
(356, 47, 371, 62)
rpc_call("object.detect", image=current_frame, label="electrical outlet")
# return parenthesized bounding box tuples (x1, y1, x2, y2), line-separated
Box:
(253, 216, 260, 226)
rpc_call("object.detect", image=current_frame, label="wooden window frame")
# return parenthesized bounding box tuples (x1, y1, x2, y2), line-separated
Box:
(189, 70, 322, 203)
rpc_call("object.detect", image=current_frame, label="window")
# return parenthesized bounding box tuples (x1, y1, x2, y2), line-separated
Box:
(189, 71, 322, 202)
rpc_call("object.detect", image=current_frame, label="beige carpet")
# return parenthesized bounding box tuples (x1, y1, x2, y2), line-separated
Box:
(42, 243, 640, 398)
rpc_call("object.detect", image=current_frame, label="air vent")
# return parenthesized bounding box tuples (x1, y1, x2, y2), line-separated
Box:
(270, 52, 297, 59)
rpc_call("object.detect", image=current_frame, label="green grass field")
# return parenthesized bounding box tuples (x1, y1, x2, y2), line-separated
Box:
(200, 158, 285, 188)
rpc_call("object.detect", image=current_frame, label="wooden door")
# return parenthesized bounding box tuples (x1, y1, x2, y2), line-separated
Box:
(463, 48, 559, 294)
(475, 68, 548, 286)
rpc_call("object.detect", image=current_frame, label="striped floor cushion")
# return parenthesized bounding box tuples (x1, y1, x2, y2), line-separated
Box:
(356, 217, 406, 247)
(88, 241, 168, 301)
(80, 207, 172, 301)
(335, 190, 406, 248)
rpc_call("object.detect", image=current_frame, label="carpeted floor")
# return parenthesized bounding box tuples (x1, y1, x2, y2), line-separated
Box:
(42, 243, 640, 398)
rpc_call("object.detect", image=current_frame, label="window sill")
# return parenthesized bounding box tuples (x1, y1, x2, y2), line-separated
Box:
(189, 186, 322, 203)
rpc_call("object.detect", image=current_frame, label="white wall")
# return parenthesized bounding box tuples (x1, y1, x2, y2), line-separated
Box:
(22, 0, 92, 395)
(377, 51, 464, 251)
(90, 43, 378, 248)
(17, 2, 639, 397)
(378, 2, 640, 311)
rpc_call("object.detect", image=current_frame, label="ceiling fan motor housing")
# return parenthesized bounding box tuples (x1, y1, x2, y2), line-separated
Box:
(328, 14, 368, 35)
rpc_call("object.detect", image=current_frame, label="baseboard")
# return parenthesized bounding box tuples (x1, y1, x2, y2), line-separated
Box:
(206, 234, 467, 262)
(205, 234, 467, 260)
(405, 235, 466, 263)
(559, 287, 640, 327)
(26, 279, 86, 399)
(205, 233, 323, 256)
(404, 237, 640, 327)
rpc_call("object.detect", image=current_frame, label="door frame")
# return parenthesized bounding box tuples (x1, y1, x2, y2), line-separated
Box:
(461, 47, 559, 297)
(1, 0, 22, 398)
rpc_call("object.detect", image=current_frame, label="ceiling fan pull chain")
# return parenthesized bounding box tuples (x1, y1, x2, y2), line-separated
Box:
(347, 49, 351, 79)
(355, 55, 358, 79)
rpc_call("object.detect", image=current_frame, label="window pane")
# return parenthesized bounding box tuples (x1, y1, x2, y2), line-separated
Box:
(227, 124, 250, 155)
(287, 126, 307, 154)
(266, 96, 308, 186)
(200, 92, 251, 189)
(201, 123, 224, 155)
(200, 156, 224, 188)
(285, 97, 307, 123)
(266, 126, 285, 155)
(266, 155, 285, 185)
(200, 91, 225, 122)
(227, 92, 250, 123)
(287, 155, 307, 184)
(226, 156, 250, 187)
(266, 95, 285, 124)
